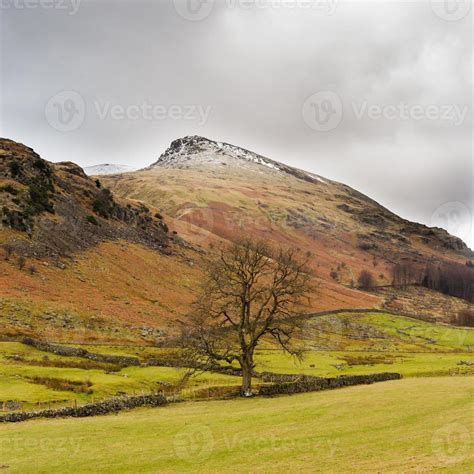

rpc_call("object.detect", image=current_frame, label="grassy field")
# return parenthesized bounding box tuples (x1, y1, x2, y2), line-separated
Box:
(0, 343, 241, 410)
(0, 312, 473, 411)
(0, 376, 472, 472)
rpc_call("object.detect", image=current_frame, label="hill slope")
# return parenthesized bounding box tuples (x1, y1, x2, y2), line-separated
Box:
(103, 136, 473, 318)
(1, 137, 472, 343)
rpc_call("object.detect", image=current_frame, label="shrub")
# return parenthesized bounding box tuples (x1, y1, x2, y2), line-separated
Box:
(95, 179, 102, 189)
(92, 189, 114, 218)
(8, 160, 21, 177)
(358, 270, 375, 290)
(86, 215, 99, 226)
(155, 212, 163, 220)
(330, 270, 339, 281)
(28, 265, 37, 275)
(28, 182, 54, 214)
(33, 158, 50, 174)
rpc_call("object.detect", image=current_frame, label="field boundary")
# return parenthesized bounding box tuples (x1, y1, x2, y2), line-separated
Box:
(258, 372, 402, 396)
(0, 393, 168, 423)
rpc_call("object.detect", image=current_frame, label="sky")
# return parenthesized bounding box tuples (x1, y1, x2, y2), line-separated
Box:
(1, 0, 472, 247)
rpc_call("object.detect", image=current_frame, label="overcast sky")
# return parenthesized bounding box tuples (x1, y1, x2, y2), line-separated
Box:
(1, 0, 472, 247)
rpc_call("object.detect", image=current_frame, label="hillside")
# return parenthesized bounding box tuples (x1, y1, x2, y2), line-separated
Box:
(1, 136, 473, 344)
(0, 139, 200, 343)
(102, 136, 474, 320)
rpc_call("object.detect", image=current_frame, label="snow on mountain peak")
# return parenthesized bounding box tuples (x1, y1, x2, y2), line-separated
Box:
(83, 164, 138, 176)
(150, 136, 329, 185)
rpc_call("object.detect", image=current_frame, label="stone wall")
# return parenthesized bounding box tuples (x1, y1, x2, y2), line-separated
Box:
(22, 338, 140, 366)
(0, 394, 167, 423)
(258, 372, 401, 396)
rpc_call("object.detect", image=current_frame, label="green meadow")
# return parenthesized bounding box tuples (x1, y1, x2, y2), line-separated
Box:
(0, 376, 472, 473)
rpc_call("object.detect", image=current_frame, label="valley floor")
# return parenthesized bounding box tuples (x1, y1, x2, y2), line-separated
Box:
(0, 376, 472, 473)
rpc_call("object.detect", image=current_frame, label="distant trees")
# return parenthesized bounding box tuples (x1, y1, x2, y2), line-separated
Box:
(358, 270, 375, 290)
(452, 309, 474, 327)
(421, 262, 474, 303)
(392, 262, 420, 289)
(180, 239, 313, 396)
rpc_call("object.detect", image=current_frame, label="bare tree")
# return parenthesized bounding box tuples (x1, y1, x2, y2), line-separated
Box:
(358, 270, 375, 290)
(180, 239, 313, 396)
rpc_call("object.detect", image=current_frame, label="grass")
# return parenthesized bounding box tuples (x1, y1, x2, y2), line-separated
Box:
(255, 350, 474, 378)
(0, 343, 240, 410)
(0, 376, 472, 472)
(0, 312, 472, 411)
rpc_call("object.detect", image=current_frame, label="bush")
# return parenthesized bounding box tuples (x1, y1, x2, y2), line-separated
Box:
(28, 265, 37, 275)
(28, 182, 54, 214)
(86, 215, 99, 226)
(358, 270, 375, 290)
(92, 189, 114, 218)
(33, 158, 51, 175)
(95, 179, 102, 189)
(8, 160, 21, 177)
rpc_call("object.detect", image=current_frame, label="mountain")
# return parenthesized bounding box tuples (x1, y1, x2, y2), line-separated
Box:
(83, 164, 138, 176)
(1, 136, 472, 345)
(106, 135, 471, 264)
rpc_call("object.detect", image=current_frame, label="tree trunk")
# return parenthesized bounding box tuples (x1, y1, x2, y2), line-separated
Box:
(241, 363, 252, 397)
(240, 355, 254, 397)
